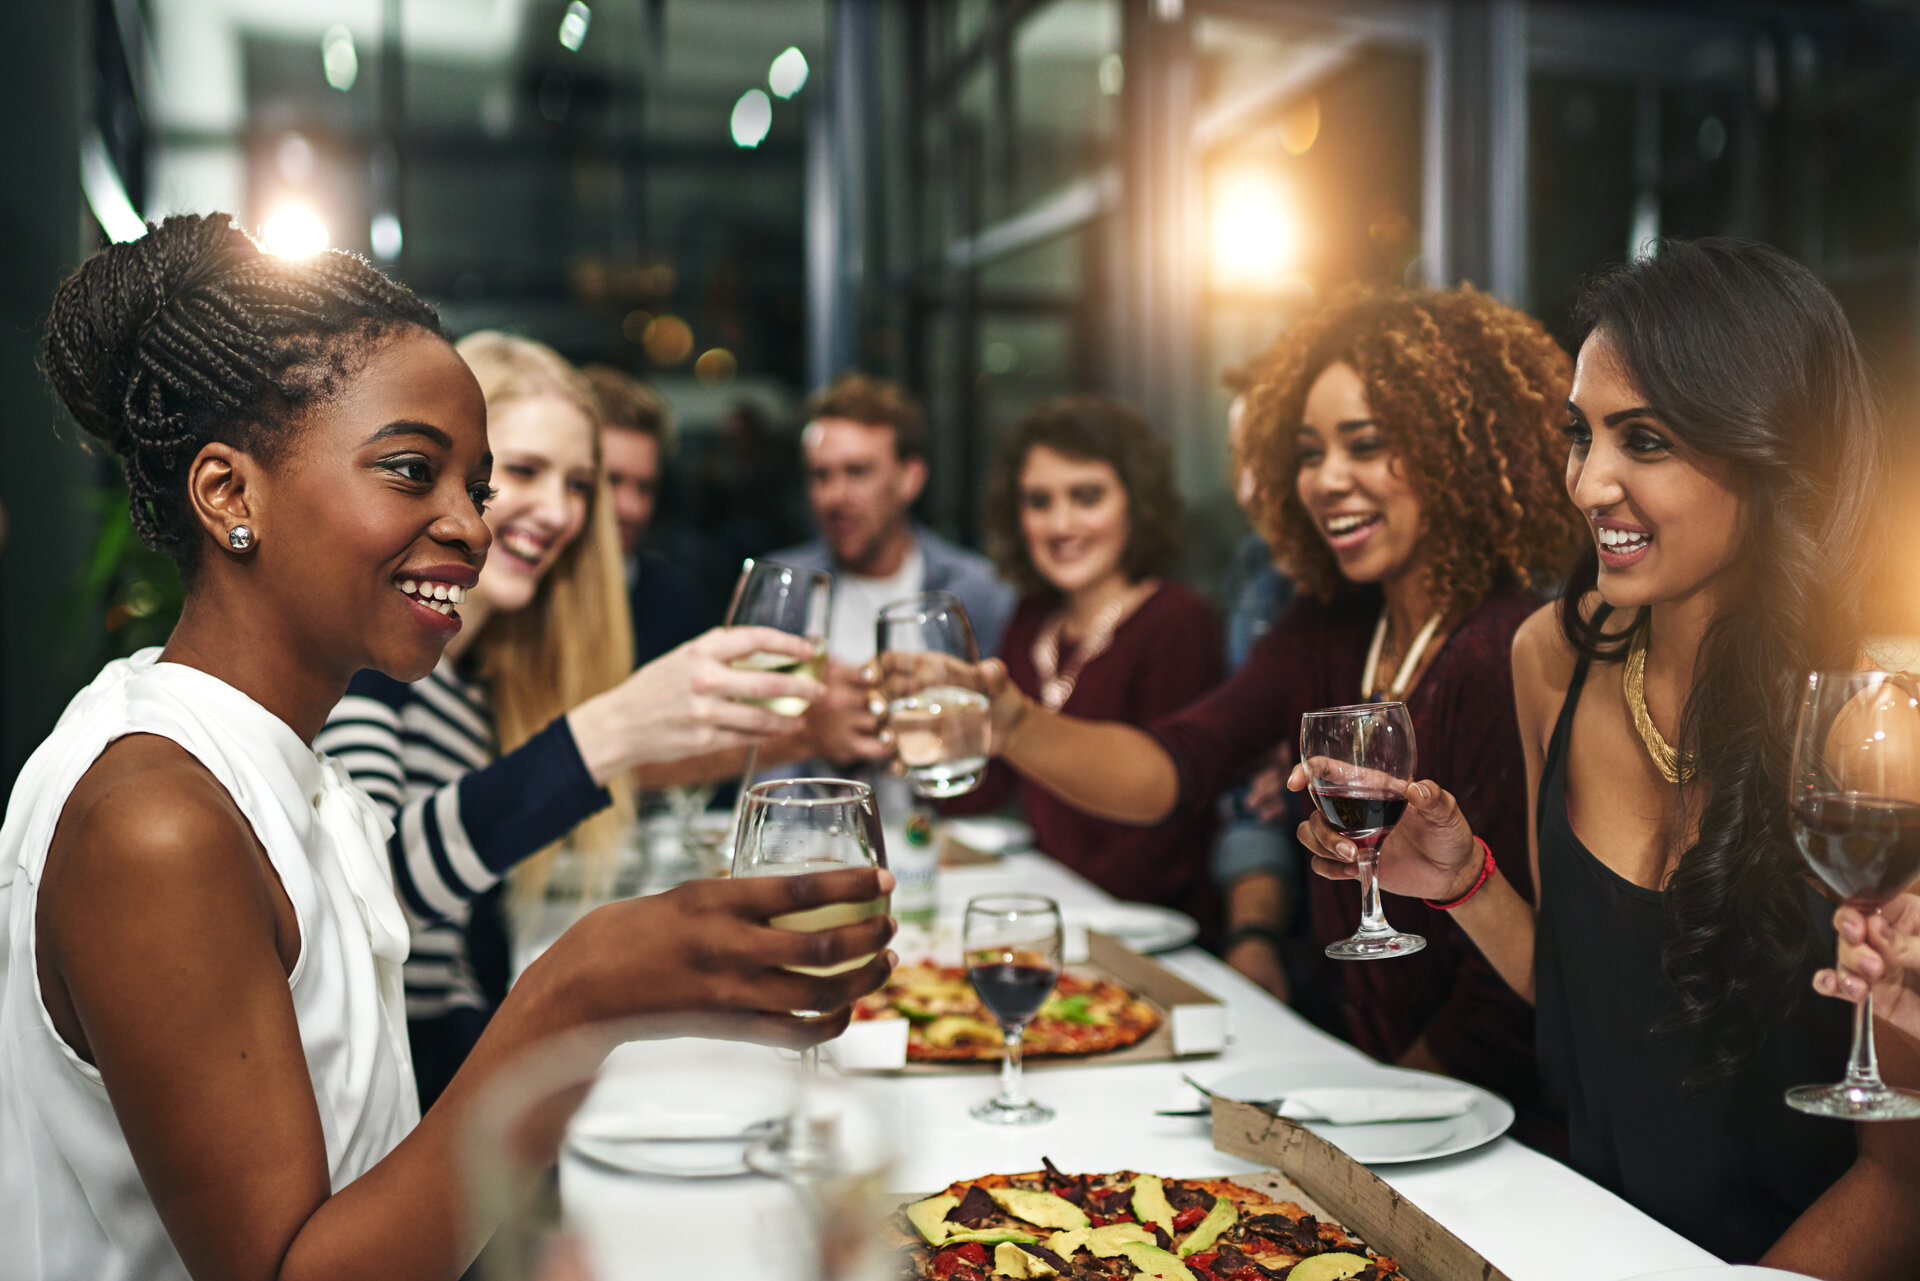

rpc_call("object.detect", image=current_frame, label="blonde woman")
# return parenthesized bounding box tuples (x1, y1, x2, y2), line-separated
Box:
(316, 331, 823, 1104)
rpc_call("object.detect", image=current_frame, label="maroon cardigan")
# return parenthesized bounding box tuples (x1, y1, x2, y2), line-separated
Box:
(949, 582, 1224, 936)
(1150, 587, 1545, 1122)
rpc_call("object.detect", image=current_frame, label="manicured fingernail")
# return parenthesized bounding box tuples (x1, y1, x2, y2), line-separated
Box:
(1814, 972, 1833, 994)
(1840, 915, 1864, 942)
(1411, 783, 1427, 802)
(1338, 842, 1356, 858)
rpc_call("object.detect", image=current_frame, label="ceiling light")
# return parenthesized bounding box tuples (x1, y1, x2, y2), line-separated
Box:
(322, 25, 358, 92)
(1209, 168, 1300, 290)
(370, 213, 403, 261)
(262, 204, 329, 258)
(731, 89, 772, 148)
(558, 2, 591, 52)
(769, 47, 808, 99)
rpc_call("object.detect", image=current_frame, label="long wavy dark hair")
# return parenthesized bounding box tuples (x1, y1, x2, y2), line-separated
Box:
(1557, 239, 1889, 1080)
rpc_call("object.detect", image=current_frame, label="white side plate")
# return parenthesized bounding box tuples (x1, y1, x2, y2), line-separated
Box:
(1204, 1062, 1514, 1164)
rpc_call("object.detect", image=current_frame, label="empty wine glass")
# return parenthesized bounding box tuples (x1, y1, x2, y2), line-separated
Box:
(1301, 701, 1427, 960)
(732, 779, 890, 1173)
(963, 894, 1063, 1125)
(875, 592, 990, 798)
(1785, 670, 1920, 1120)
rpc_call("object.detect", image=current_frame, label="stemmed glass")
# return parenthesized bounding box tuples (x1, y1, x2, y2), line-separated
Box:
(875, 592, 989, 798)
(724, 558, 832, 822)
(1785, 670, 1920, 1120)
(963, 894, 1063, 1125)
(732, 779, 890, 1173)
(1301, 702, 1427, 960)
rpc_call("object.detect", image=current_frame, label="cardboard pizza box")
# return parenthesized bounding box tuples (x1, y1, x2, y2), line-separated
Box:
(828, 931, 1227, 1073)
(1210, 1096, 1513, 1281)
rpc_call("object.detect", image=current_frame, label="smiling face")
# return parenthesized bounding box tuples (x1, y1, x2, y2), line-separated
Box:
(1564, 330, 1745, 611)
(1293, 361, 1426, 590)
(246, 328, 492, 683)
(471, 393, 600, 617)
(1017, 445, 1132, 598)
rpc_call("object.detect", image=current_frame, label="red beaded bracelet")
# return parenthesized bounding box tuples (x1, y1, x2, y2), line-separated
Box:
(1424, 838, 1495, 910)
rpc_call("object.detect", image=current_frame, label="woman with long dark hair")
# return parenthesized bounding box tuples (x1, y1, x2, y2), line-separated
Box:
(1302, 239, 1920, 1267)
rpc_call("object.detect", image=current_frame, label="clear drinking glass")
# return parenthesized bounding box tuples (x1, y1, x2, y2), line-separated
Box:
(1301, 701, 1427, 960)
(963, 894, 1063, 1125)
(875, 591, 990, 798)
(1785, 670, 1920, 1120)
(724, 558, 833, 820)
(732, 779, 890, 1172)
(724, 558, 832, 717)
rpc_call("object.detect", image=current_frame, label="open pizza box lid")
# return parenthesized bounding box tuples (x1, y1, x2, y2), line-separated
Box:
(828, 932, 1227, 1073)
(1209, 1096, 1513, 1281)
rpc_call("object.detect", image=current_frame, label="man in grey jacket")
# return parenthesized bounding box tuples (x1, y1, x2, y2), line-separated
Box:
(772, 373, 1013, 764)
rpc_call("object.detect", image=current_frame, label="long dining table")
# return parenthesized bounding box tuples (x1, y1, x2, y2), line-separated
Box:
(867, 851, 1724, 1281)
(516, 839, 1730, 1281)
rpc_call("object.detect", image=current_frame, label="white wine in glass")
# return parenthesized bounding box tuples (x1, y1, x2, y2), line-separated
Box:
(725, 559, 832, 718)
(732, 778, 889, 1176)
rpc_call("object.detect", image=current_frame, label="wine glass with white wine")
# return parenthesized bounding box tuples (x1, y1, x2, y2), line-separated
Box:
(725, 559, 832, 716)
(732, 778, 890, 1177)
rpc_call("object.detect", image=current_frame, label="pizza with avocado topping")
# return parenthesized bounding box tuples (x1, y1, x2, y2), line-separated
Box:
(852, 964, 1161, 1062)
(890, 1164, 1409, 1281)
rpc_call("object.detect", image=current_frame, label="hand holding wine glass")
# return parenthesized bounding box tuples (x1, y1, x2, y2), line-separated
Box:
(1786, 670, 1920, 1119)
(963, 894, 1063, 1125)
(732, 778, 893, 1174)
(875, 592, 991, 798)
(1297, 702, 1427, 960)
(1816, 891, 1920, 1043)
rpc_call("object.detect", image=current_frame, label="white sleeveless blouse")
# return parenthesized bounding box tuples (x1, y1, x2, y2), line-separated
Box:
(0, 651, 419, 1281)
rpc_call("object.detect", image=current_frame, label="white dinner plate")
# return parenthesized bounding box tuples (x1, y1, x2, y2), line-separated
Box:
(941, 816, 1034, 856)
(563, 1068, 783, 1179)
(1618, 1271, 1818, 1280)
(1205, 1063, 1513, 1164)
(1075, 902, 1201, 953)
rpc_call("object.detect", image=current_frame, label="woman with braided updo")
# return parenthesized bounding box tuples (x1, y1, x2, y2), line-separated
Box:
(949, 286, 1582, 1138)
(0, 214, 894, 1281)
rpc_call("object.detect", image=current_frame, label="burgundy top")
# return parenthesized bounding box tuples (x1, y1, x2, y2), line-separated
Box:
(951, 582, 1224, 934)
(1150, 587, 1544, 1119)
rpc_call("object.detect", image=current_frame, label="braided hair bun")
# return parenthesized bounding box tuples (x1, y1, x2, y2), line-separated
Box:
(43, 213, 442, 560)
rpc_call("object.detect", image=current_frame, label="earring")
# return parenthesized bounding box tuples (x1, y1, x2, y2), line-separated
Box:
(228, 525, 254, 551)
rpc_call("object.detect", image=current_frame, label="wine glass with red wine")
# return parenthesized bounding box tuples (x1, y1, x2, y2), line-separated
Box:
(1301, 701, 1427, 960)
(1785, 670, 1920, 1120)
(963, 894, 1064, 1125)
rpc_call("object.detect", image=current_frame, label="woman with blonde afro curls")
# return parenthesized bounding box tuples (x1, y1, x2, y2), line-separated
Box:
(958, 285, 1582, 1140)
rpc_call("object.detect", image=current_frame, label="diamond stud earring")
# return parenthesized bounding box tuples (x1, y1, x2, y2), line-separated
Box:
(228, 525, 254, 551)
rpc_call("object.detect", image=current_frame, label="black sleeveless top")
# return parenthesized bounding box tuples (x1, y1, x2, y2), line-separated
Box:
(1534, 657, 1854, 1262)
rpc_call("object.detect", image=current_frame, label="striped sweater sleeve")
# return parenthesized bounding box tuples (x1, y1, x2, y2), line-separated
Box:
(317, 668, 613, 928)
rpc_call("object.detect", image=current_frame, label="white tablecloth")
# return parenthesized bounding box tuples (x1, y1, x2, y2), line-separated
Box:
(518, 849, 1724, 1280)
(877, 853, 1721, 1281)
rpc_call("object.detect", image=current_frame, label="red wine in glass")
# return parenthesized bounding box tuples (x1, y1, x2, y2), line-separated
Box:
(1308, 784, 1409, 845)
(1784, 670, 1920, 1121)
(967, 961, 1059, 1026)
(1301, 701, 1426, 961)
(963, 894, 1063, 1125)
(1791, 793, 1920, 909)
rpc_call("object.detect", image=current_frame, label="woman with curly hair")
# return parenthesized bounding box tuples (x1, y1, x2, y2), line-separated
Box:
(961, 286, 1583, 1128)
(943, 395, 1223, 929)
(1303, 240, 1920, 1267)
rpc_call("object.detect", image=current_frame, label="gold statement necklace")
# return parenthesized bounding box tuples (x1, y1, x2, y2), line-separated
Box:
(1361, 611, 1443, 703)
(1623, 626, 1694, 785)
